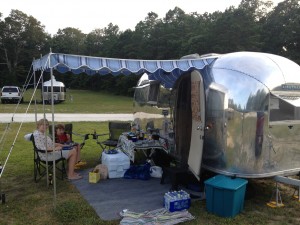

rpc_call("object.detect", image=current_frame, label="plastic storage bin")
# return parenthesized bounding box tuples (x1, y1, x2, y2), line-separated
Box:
(204, 175, 248, 217)
(164, 190, 191, 212)
(101, 150, 130, 178)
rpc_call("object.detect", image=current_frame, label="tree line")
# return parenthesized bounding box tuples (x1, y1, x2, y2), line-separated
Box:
(0, 0, 299, 96)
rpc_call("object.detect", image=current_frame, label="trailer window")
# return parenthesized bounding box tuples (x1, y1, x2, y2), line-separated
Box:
(134, 81, 160, 105)
(42, 86, 63, 92)
(53, 87, 60, 92)
(134, 86, 149, 104)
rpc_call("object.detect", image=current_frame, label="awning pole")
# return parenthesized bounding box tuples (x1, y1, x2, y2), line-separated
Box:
(33, 58, 37, 123)
(50, 57, 57, 208)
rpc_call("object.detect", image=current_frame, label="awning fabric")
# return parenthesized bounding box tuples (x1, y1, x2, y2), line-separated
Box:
(32, 53, 217, 88)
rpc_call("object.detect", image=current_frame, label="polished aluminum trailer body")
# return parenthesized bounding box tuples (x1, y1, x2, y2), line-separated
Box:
(133, 52, 300, 178)
(42, 76, 66, 103)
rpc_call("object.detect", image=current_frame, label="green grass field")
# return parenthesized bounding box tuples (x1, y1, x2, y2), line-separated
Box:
(1, 91, 300, 224)
(0, 89, 133, 113)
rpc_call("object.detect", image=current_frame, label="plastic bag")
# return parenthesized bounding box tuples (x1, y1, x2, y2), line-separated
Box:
(124, 162, 151, 180)
(150, 166, 163, 178)
(94, 164, 108, 180)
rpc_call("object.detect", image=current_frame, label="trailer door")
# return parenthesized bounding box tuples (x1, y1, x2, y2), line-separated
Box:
(188, 71, 205, 180)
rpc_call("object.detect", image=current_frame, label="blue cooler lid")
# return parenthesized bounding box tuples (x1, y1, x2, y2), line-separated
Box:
(105, 149, 118, 154)
(204, 175, 248, 190)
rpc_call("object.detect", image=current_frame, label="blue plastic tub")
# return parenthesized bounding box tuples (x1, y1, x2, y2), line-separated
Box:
(204, 175, 248, 217)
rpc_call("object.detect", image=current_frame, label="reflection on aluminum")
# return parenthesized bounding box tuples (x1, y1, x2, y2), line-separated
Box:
(134, 52, 300, 178)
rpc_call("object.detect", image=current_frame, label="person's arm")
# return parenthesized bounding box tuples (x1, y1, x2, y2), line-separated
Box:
(46, 136, 63, 151)
(55, 142, 64, 148)
(34, 131, 62, 152)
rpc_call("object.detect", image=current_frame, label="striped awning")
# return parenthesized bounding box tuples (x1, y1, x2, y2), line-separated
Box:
(32, 53, 217, 88)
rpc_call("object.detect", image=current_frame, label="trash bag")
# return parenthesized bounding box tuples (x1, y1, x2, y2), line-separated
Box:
(124, 162, 151, 180)
(150, 166, 163, 178)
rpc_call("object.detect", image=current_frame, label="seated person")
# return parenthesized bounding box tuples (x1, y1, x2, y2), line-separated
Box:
(33, 119, 82, 180)
(55, 124, 86, 168)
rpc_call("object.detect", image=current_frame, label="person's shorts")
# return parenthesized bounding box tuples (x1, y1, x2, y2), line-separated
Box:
(61, 149, 72, 159)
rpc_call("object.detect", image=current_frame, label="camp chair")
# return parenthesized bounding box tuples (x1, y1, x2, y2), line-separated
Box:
(49, 123, 90, 149)
(95, 121, 131, 150)
(145, 120, 160, 134)
(31, 134, 66, 182)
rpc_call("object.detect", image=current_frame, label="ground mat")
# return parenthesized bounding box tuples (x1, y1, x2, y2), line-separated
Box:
(71, 169, 170, 221)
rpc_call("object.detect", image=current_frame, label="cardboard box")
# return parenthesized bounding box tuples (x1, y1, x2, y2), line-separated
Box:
(89, 169, 100, 183)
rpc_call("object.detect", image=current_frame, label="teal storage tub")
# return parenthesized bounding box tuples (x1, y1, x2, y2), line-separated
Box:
(204, 175, 248, 217)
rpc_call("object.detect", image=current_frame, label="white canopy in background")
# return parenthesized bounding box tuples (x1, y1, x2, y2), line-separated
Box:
(32, 53, 217, 88)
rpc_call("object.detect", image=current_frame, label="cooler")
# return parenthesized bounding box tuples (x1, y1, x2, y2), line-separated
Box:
(101, 150, 130, 178)
(204, 175, 248, 217)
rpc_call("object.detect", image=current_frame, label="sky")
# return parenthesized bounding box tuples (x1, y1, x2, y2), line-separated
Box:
(1, 0, 284, 35)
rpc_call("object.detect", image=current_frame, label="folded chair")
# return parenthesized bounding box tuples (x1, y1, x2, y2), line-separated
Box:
(95, 121, 131, 150)
(31, 134, 66, 182)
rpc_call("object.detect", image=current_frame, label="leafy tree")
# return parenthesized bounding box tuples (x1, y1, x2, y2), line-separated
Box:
(205, 0, 270, 53)
(2, 2, 300, 94)
(85, 28, 105, 56)
(134, 12, 162, 59)
(262, 0, 300, 63)
(51, 27, 86, 55)
(0, 10, 49, 86)
(180, 12, 211, 56)
(115, 29, 140, 59)
(114, 74, 141, 96)
(99, 23, 120, 57)
(96, 74, 116, 91)
(155, 7, 191, 58)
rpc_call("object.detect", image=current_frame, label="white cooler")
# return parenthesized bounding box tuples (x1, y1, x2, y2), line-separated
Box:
(101, 150, 130, 178)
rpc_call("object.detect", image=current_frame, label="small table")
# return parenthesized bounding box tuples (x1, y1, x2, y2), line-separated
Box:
(117, 133, 168, 162)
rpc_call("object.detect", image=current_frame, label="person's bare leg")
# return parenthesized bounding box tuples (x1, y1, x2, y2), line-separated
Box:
(76, 145, 81, 162)
(67, 149, 81, 178)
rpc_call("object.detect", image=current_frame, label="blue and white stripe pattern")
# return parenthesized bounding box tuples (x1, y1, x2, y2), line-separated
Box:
(32, 53, 217, 88)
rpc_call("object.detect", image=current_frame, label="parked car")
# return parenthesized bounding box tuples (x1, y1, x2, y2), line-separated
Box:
(1, 86, 23, 103)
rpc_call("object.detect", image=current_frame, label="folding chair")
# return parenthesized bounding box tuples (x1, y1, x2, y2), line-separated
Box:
(31, 134, 66, 182)
(63, 124, 90, 149)
(95, 121, 131, 150)
(49, 123, 90, 149)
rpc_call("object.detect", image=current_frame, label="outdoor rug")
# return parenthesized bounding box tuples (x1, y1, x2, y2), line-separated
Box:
(71, 169, 170, 221)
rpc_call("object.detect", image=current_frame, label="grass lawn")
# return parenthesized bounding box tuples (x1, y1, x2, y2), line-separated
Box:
(1, 91, 300, 224)
(0, 89, 133, 113)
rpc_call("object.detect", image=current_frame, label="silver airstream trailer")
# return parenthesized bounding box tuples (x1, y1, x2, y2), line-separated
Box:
(133, 52, 300, 179)
(42, 76, 66, 104)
